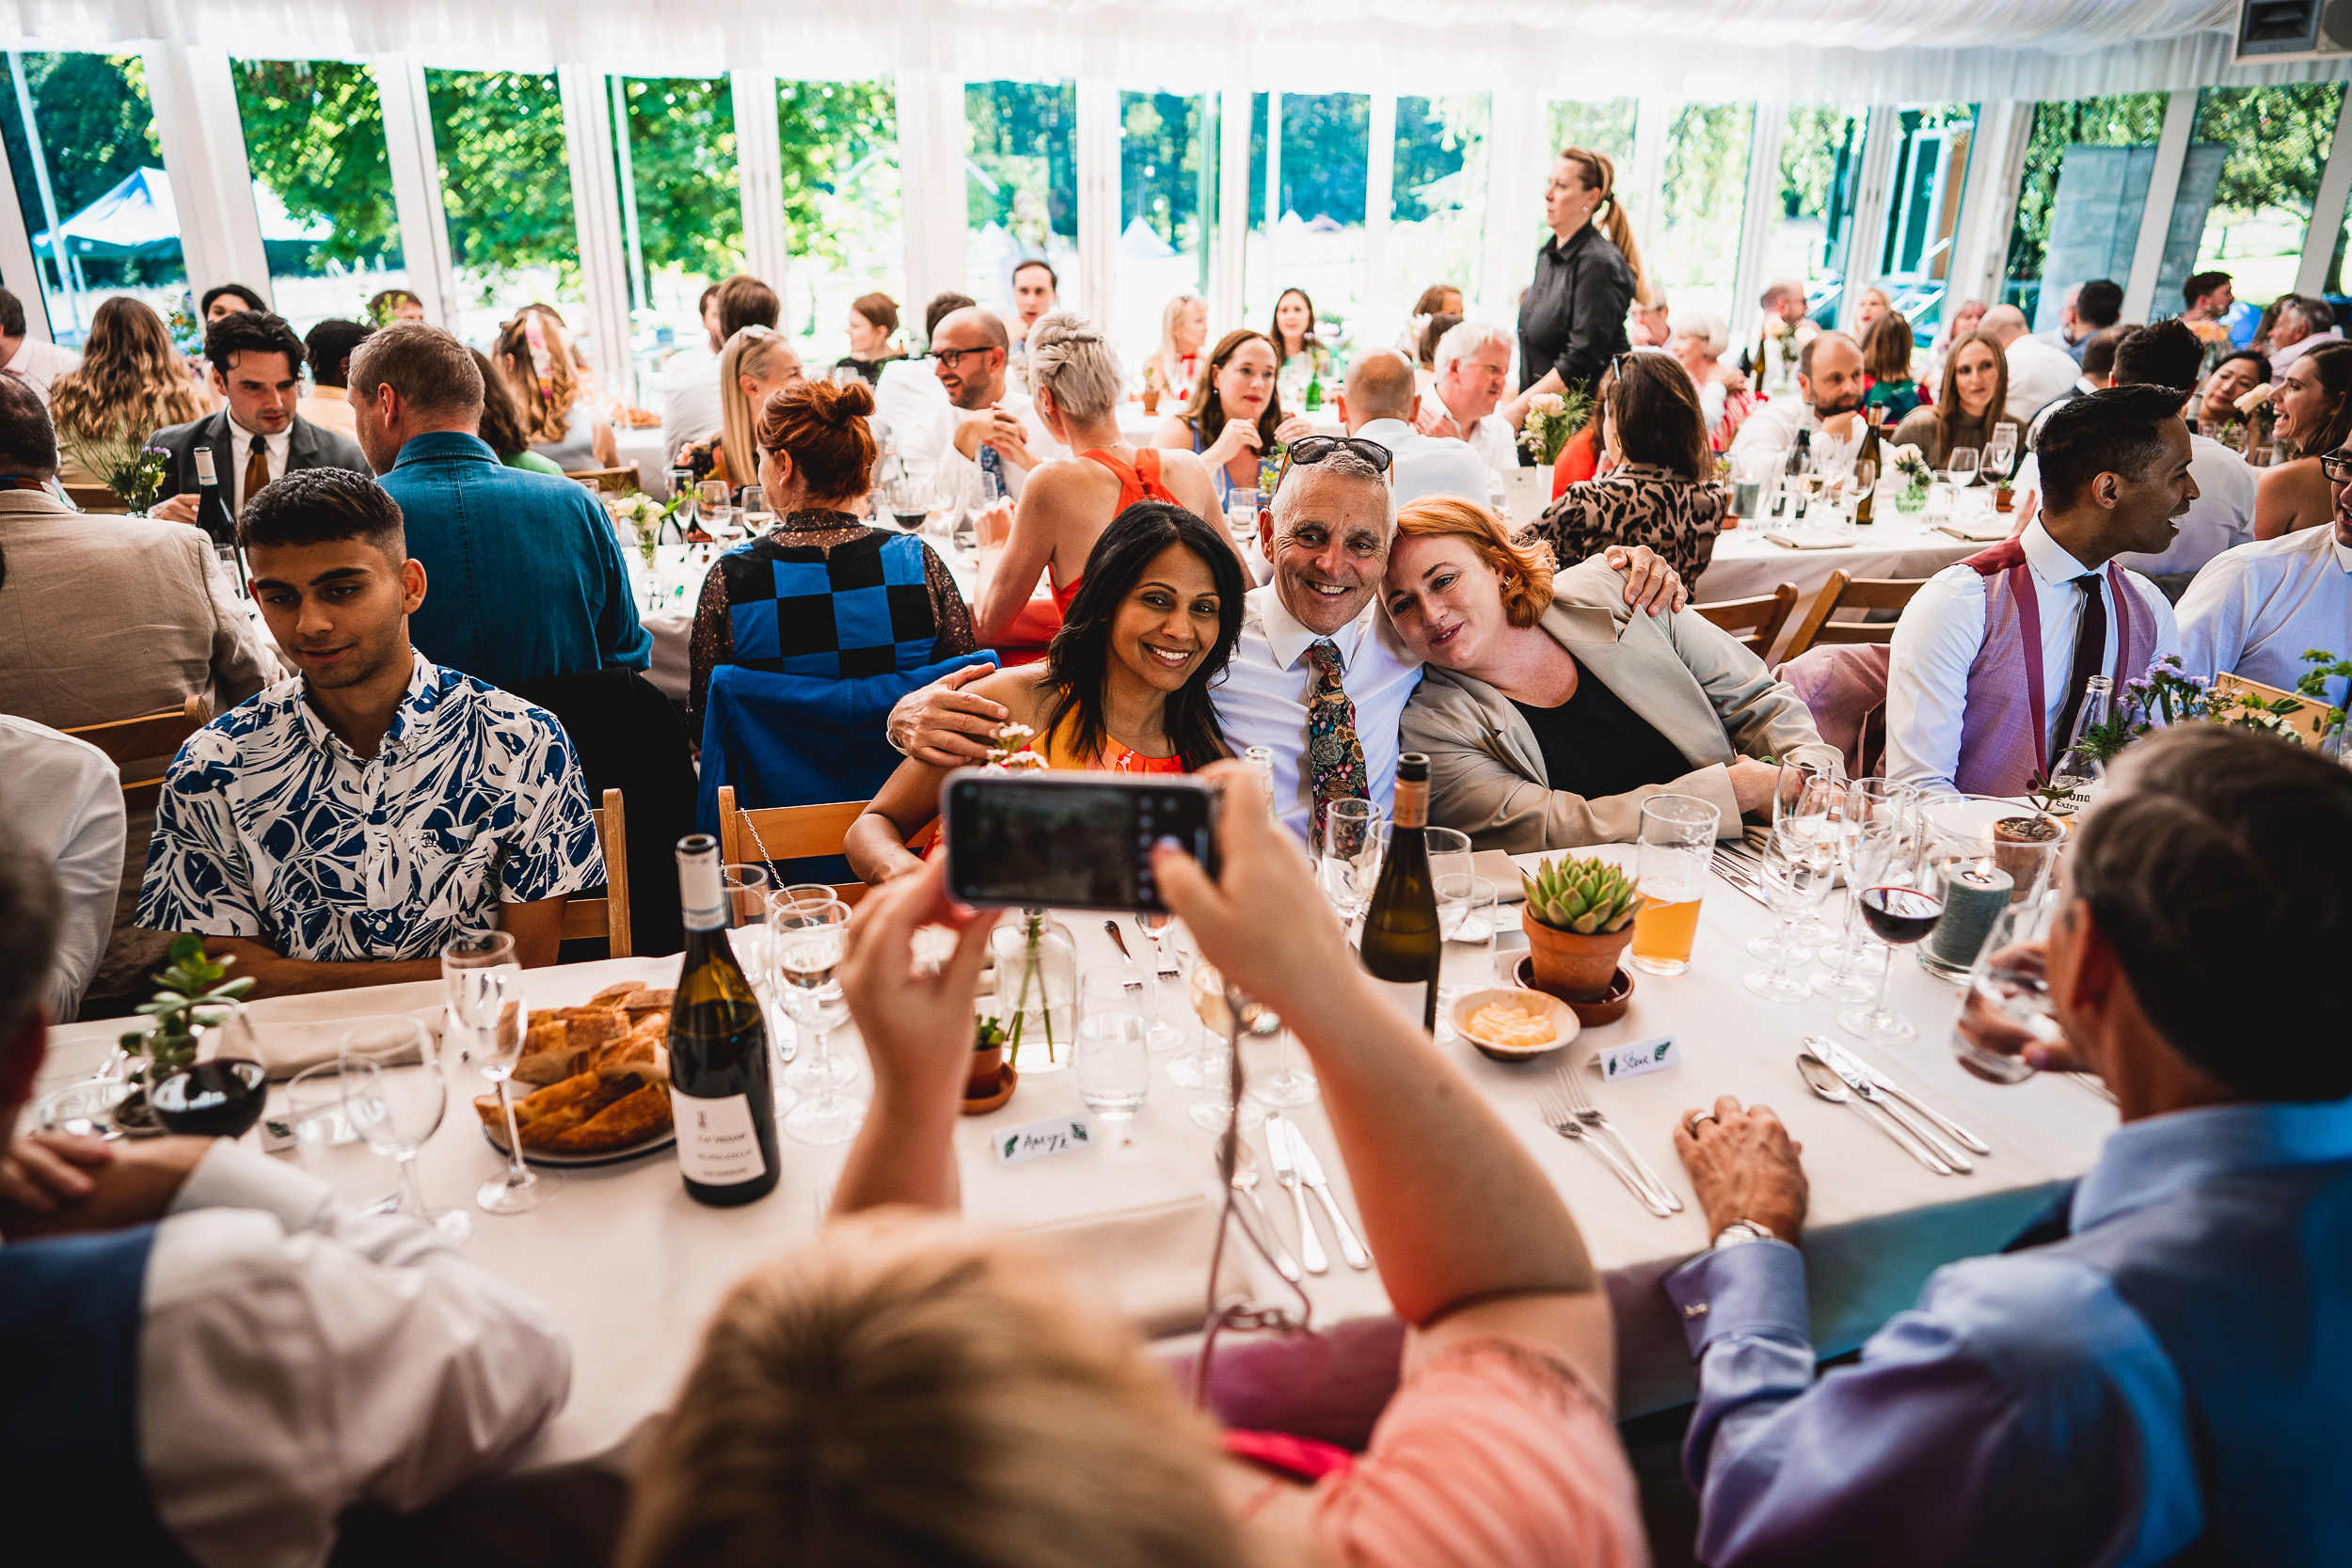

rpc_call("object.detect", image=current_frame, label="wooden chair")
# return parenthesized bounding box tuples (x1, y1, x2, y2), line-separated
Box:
(714, 786, 869, 908)
(566, 467, 640, 495)
(1692, 582, 1800, 657)
(560, 788, 632, 957)
(63, 483, 132, 515)
(1781, 572, 1932, 660)
(63, 694, 212, 813)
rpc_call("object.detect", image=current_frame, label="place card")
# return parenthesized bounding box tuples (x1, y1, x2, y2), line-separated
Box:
(993, 1115, 1095, 1166)
(1596, 1035, 1678, 1082)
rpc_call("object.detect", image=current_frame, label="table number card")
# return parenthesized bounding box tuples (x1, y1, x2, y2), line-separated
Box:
(1597, 1035, 1678, 1082)
(993, 1115, 1094, 1166)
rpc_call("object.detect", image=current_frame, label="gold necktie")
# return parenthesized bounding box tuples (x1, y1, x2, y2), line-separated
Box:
(243, 436, 270, 517)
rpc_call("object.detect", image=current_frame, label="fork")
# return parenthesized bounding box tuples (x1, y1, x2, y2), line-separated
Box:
(1534, 1081, 1674, 1217)
(1556, 1066, 1683, 1212)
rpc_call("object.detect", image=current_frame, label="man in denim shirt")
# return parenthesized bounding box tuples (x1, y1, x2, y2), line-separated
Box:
(351, 322, 649, 691)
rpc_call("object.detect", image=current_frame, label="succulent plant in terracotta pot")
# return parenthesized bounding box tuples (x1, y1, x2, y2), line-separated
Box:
(1520, 856, 1642, 1002)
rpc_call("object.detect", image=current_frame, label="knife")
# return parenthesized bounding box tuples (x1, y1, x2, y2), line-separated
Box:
(1808, 1037, 1974, 1172)
(1263, 1114, 1327, 1275)
(1828, 1041, 1993, 1156)
(1283, 1119, 1373, 1270)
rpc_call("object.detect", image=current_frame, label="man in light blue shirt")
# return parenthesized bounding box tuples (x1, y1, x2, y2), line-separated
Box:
(1662, 723, 2352, 1566)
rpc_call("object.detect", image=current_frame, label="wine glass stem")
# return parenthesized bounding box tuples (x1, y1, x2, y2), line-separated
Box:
(397, 1149, 431, 1220)
(495, 1075, 530, 1183)
(1871, 942, 1897, 1019)
(812, 1026, 834, 1108)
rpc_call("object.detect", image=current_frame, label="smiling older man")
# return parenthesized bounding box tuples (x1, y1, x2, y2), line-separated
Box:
(887, 441, 1685, 838)
(1420, 320, 1519, 500)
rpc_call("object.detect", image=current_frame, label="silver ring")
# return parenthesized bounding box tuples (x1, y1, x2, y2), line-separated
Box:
(1686, 1111, 1719, 1135)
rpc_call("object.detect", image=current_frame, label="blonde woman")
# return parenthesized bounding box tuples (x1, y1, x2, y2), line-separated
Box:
(1509, 147, 1642, 425)
(683, 325, 804, 494)
(1140, 293, 1207, 400)
(494, 310, 617, 471)
(46, 297, 208, 485)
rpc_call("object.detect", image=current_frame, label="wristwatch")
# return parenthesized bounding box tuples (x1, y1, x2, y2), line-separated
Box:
(1712, 1220, 1777, 1249)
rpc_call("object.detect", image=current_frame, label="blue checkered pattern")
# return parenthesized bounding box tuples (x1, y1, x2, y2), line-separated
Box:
(722, 529, 942, 679)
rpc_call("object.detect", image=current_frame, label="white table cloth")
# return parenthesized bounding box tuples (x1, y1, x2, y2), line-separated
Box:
(39, 841, 2113, 1467)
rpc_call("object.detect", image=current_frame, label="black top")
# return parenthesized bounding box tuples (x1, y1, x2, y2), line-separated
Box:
(1517, 224, 1635, 395)
(832, 356, 886, 387)
(1510, 657, 1692, 802)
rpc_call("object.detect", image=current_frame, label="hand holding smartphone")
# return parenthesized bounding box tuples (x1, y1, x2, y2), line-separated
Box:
(941, 769, 1221, 913)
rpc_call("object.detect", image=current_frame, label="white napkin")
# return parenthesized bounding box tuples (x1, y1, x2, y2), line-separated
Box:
(1016, 1196, 1254, 1339)
(241, 981, 448, 1079)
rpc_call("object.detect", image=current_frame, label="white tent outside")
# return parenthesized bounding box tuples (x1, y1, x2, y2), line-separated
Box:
(32, 167, 327, 260)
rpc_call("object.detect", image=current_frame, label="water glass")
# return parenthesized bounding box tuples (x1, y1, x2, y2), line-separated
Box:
(340, 1016, 468, 1243)
(1435, 874, 1499, 1042)
(285, 1059, 401, 1212)
(1226, 486, 1263, 541)
(1076, 969, 1152, 1137)
(777, 900, 864, 1145)
(443, 932, 550, 1215)
(1945, 447, 1980, 488)
(698, 479, 737, 540)
(1952, 896, 2068, 1085)
(1630, 795, 1719, 975)
(1743, 826, 1838, 1003)
(1314, 799, 1385, 931)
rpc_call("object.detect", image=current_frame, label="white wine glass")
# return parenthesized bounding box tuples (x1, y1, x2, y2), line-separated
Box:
(697, 479, 737, 540)
(773, 885, 854, 1090)
(1815, 780, 1913, 999)
(340, 1016, 469, 1243)
(778, 900, 864, 1146)
(1314, 799, 1385, 933)
(442, 932, 552, 1215)
(1743, 827, 1838, 1004)
(1945, 446, 1979, 489)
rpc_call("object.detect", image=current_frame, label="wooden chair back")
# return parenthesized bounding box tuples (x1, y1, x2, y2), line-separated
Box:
(714, 786, 868, 907)
(1692, 582, 1800, 657)
(561, 789, 632, 957)
(63, 694, 211, 813)
(1781, 572, 1931, 659)
(566, 467, 639, 495)
(2215, 673, 2335, 746)
(63, 483, 132, 515)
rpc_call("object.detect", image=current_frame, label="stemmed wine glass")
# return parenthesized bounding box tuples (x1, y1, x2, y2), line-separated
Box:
(1314, 799, 1385, 933)
(1838, 831, 1945, 1043)
(1945, 446, 1980, 490)
(698, 479, 737, 542)
(1747, 765, 1839, 959)
(340, 1016, 468, 1243)
(1981, 425, 2017, 489)
(777, 899, 864, 1145)
(1743, 826, 1838, 1002)
(1813, 782, 1914, 1003)
(443, 932, 553, 1214)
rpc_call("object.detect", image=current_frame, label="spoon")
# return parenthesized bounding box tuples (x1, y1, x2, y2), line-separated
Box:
(1229, 1140, 1302, 1281)
(1794, 1052, 1954, 1175)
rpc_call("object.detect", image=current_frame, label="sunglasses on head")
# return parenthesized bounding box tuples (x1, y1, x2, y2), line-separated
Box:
(1275, 435, 1392, 492)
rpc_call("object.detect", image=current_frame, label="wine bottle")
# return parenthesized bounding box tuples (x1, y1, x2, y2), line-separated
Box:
(1359, 753, 1441, 1033)
(668, 834, 781, 1205)
(1853, 420, 1882, 525)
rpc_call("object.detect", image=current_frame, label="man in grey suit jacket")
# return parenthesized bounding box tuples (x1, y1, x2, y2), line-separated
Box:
(150, 310, 369, 546)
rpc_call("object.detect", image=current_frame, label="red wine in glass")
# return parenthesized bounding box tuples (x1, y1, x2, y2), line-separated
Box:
(150, 1058, 268, 1138)
(1860, 885, 1943, 944)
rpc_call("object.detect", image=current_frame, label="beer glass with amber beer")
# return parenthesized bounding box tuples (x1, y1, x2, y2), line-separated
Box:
(1629, 795, 1720, 975)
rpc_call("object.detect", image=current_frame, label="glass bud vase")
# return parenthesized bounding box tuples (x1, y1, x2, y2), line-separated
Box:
(989, 910, 1076, 1073)
(1895, 480, 1929, 515)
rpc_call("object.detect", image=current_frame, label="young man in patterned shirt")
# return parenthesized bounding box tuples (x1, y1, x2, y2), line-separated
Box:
(138, 468, 604, 997)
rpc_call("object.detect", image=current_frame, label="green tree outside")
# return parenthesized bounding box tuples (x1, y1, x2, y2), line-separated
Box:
(424, 69, 579, 300)
(0, 50, 183, 288)
(233, 58, 402, 270)
(2004, 93, 2169, 309)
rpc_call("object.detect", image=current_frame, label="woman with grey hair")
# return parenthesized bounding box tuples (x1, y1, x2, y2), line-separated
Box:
(1666, 309, 1755, 450)
(970, 311, 1232, 650)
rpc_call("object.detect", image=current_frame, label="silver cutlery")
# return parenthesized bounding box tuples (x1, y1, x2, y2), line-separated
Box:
(1794, 1051, 1954, 1175)
(1534, 1079, 1676, 1215)
(1820, 1039, 1992, 1156)
(1281, 1117, 1373, 1270)
(1263, 1114, 1328, 1274)
(1806, 1038, 1973, 1171)
(1102, 921, 1144, 993)
(1229, 1139, 1301, 1282)
(1555, 1063, 1683, 1212)
(1133, 914, 1182, 981)
(1709, 847, 1771, 906)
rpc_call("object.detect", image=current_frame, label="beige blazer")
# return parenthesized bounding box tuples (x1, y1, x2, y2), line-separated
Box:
(1401, 561, 1824, 851)
(0, 488, 278, 730)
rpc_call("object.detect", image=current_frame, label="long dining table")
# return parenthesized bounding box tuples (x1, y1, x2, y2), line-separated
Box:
(37, 839, 2113, 1469)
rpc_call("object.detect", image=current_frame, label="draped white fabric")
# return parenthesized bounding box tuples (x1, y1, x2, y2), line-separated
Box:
(4, 0, 2349, 100)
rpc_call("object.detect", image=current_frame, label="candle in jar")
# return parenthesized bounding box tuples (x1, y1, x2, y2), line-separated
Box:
(1928, 860, 2012, 972)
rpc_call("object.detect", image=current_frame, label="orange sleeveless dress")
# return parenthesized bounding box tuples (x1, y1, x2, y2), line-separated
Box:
(1053, 447, 1180, 614)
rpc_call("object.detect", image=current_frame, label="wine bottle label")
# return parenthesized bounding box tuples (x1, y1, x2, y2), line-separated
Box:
(1365, 972, 1435, 1033)
(675, 1090, 769, 1185)
(194, 447, 217, 486)
(1392, 776, 1428, 830)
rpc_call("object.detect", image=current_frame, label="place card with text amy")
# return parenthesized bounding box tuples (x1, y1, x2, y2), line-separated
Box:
(993, 1115, 1094, 1166)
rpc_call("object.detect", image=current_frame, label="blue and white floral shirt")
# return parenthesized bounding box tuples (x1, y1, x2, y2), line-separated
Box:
(138, 654, 604, 961)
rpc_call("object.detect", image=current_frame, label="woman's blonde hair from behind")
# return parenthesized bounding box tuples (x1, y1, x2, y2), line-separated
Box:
(620, 1209, 1243, 1568)
(1394, 495, 1558, 629)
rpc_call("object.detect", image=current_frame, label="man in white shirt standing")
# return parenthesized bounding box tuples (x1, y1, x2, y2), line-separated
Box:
(917, 306, 1067, 516)
(1726, 331, 1869, 475)
(0, 288, 79, 399)
(1418, 320, 1518, 510)
(2264, 295, 2343, 374)
(2176, 451, 2352, 699)
(657, 283, 727, 467)
(1335, 349, 1491, 507)
(1887, 388, 2189, 796)
(0, 837, 570, 1566)
(1985, 303, 2088, 424)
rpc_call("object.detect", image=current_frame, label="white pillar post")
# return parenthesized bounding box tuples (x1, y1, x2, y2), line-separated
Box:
(1729, 103, 1786, 347)
(1215, 82, 1252, 333)
(1480, 87, 1535, 332)
(1946, 100, 2025, 315)
(732, 71, 791, 299)
(1363, 92, 1397, 340)
(1627, 97, 1675, 295)
(373, 55, 459, 329)
(1838, 105, 1901, 333)
(0, 68, 56, 341)
(556, 65, 637, 406)
(2122, 88, 2198, 325)
(2296, 91, 2352, 297)
(895, 69, 967, 328)
(1076, 77, 1119, 328)
(144, 42, 271, 304)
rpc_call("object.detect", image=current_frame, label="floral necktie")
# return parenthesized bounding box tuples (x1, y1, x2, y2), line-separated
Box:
(1305, 639, 1369, 826)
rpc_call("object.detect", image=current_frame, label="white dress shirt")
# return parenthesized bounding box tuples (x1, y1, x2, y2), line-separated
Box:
(0, 716, 122, 1023)
(656, 343, 724, 467)
(1886, 518, 2179, 793)
(874, 357, 953, 488)
(2010, 436, 2258, 579)
(1725, 397, 1867, 474)
(1452, 408, 1519, 510)
(2003, 336, 2082, 423)
(2265, 326, 2343, 373)
(1353, 416, 1491, 507)
(922, 389, 1066, 515)
(3, 333, 82, 400)
(2176, 525, 2352, 697)
(117, 1141, 569, 1568)
(227, 417, 294, 518)
(1211, 584, 1425, 841)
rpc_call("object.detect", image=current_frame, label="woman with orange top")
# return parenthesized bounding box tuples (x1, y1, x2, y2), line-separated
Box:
(973, 312, 1228, 653)
(846, 500, 1246, 883)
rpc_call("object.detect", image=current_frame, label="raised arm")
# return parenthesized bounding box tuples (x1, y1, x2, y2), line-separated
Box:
(1152, 763, 1614, 1398)
(972, 464, 1069, 645)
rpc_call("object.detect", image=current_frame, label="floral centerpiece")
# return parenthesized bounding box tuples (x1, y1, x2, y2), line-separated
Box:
(60, 435, 172, 513)
(1888, 442, 1933, 513)
(1518, 387, 1593, 467)
(2032, 651, 2343, 810)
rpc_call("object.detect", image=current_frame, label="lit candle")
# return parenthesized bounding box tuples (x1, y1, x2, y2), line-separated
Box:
(1927, 858, 2012, 974)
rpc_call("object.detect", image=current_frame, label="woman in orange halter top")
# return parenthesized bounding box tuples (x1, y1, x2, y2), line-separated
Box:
(846, 500, 1248, 885)
(970, 312, 1239, 660)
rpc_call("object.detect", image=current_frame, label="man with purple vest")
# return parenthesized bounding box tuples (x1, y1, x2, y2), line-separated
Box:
(1661, 724, 2352, 1565)
(0, 833, 571, 1564)
(1886, 385, 2190, 794)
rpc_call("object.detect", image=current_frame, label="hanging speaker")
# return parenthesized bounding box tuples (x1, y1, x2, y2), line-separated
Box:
(2234, 0, 2352, 59)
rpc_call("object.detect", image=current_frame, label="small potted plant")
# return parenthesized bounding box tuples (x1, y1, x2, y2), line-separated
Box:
(1519, 855, 1641, 1002)
(114, 936, 254, 1133)
(969, 1015, 1008, 1099)
(1140, 360, 1165, 416)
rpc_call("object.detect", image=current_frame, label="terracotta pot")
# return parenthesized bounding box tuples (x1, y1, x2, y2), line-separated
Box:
(1142, 389, 1162, 415)
(965, 1044, 1004, 1100)
(1521, 911, 1637, 1003)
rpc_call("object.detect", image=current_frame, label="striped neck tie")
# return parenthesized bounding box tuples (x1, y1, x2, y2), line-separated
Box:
(1305, 639, 1369, 826)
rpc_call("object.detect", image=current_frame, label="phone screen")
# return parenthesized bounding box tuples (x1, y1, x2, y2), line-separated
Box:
(944, 772, 1217, 911)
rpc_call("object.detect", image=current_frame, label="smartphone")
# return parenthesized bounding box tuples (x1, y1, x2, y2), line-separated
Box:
(941, 769, 1220, 912)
